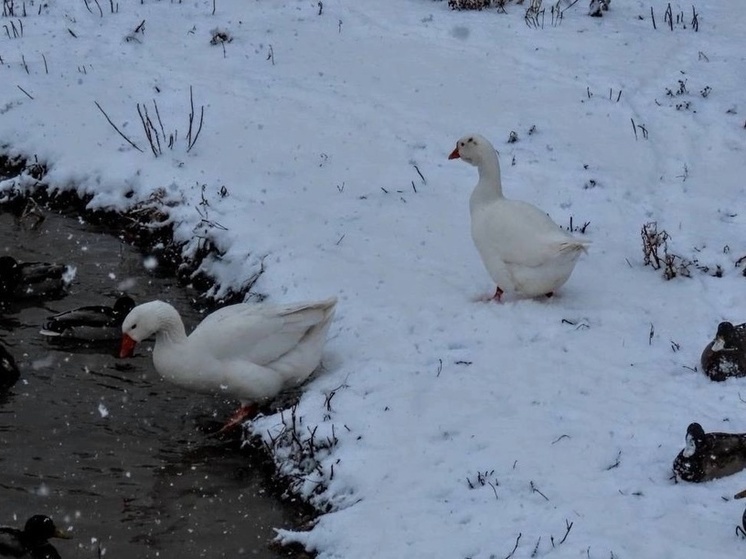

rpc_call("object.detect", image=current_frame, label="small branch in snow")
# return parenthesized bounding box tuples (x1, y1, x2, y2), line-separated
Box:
(551, 434, 570, 444)
(648, 323, 654, 345)
(503, 533, 522, 559)
(530, 481, 549, 501)
(324, 383, 347, 412)
(266, 44, 275, 65)
(413, 164, 426, 184)
(436, 358, 443, 377)
(94, 101, 144, 152)
(630, 117, 648, 140)
(531, 536, 541, 557)
(555, 519, 574, 546)
(605, 449, 622, 470)
(317, 1, 323, 15)
(664, 3, 673, 31)
(186, 86, 205, 153)
(16, 85, 33, 100)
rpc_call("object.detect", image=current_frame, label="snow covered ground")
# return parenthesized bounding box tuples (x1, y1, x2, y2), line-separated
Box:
(2, 0, 746, 557)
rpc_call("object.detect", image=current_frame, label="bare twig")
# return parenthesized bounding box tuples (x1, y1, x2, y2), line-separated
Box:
(94, 101, 144, 152)
(530, 481, 549, 501)
(17, 85, 33, 100)
(186, 85, 205, 153)
(605, 449, 622, 470)
(504, 533, 522, 559)
(413, 164, 426, 184)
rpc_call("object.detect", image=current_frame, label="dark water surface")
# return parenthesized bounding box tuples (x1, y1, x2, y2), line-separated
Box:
(0, 210, 305, 558)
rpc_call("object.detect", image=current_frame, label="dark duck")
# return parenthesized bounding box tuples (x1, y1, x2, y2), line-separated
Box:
(0, 342, 20, 390)
(0, 515, 71, 558)
(40, 295, 136, 342)
(0, 256, 74, 300)
(673, 422, 746, 482)
(700, 321, 746, 381)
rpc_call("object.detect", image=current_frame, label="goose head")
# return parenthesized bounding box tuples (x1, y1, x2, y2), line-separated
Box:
(120, 300, 179, 357)
(448, 134, 493, 166)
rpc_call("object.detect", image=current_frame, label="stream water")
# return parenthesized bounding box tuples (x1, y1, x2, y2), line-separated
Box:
(0, 208, 307, 558)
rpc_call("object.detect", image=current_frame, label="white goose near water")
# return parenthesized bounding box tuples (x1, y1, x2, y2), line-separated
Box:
(449, 133, 590, 301)
(119, 297, 337, 428)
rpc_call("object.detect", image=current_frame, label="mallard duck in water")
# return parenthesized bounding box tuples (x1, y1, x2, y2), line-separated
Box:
(0, 256, 75, 300)
(700, 321, 746, 381)
(0, 515, 71, 558)
(40, 295, 136, 341)
(673, 422, 746, 482)
(0, 342, 20, 389)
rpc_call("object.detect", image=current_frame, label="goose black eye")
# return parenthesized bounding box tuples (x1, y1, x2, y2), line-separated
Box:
(131, 323, 137, 329)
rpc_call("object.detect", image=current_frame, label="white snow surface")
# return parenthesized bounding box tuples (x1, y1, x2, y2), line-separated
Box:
(2, 1, 746, 557)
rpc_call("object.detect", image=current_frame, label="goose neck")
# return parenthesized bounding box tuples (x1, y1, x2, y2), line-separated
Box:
(155, 309, 188, 345)
(473, 149, 504, 201)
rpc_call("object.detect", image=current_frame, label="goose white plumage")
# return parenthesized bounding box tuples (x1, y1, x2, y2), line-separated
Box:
(449, 133, 590, 300)
(119, 297, 337, 427)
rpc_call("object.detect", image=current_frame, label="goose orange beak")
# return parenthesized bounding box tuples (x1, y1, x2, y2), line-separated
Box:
(448, 147, 460, 160)
(119, 334, 137, 358)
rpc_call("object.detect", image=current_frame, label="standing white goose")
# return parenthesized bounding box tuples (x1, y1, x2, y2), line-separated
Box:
(119, 297, 337, 428)
(449, 133, 590, 301)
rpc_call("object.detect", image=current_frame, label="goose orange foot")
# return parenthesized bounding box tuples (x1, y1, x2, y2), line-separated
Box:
(214, 403, 259, 436)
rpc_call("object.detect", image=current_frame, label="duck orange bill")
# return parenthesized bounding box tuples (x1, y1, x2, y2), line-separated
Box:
(448, 147, 460, 159)
(119, 334, 137, 358)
